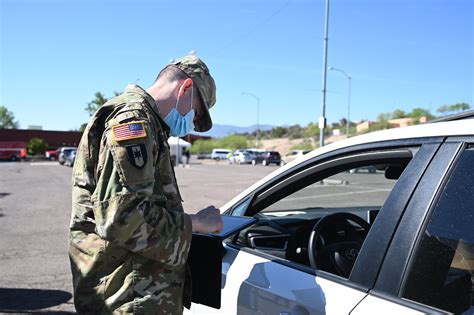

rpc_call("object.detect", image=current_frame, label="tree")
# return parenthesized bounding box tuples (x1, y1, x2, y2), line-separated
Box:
(270, 126, 287, 138)
(219, 135, 249, 151)
(376, 112, 392, 122)
(28, 138, 48, 156)
(437, 103, 470, 116)
(0, 106, 19, 129)
(85, 91, 120, 116)
(85, 92, 108, 116)
(303, 123, 320, 138)
(392, 109, 406, 119)
(408, 108, 434, 120)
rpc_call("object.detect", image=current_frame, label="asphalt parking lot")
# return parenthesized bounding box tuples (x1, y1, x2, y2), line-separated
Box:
(0, 160, 277, 313)
(0, 159, 393, 313)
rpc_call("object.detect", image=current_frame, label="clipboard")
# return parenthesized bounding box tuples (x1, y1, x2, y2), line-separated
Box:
(194, 215, 257, 239)
(187, 215, 256, 309)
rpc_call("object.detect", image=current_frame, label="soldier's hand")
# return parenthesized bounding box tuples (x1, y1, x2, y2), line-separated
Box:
(190, 206, 223, 234)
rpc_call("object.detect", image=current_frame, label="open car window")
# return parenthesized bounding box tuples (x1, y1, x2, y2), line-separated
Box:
(233, 149, 413, 278)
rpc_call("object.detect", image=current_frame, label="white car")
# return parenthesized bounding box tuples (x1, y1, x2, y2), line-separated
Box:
(186, 112, 474, 315)
(228, 151, 254, 164)
(57, 147, 77, 165)
(211, 149, 232, 160)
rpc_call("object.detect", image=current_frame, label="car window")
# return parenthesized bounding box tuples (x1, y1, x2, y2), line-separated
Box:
(234, 150, 412, 278)
(262, 165, 394, 215)
(402, 147, 474, 314)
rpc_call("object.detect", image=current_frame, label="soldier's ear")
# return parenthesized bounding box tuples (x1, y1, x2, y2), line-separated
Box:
(178, 79, 193, 97)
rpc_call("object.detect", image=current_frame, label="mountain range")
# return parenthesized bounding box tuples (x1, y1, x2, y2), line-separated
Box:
(192, 124, 275, 138)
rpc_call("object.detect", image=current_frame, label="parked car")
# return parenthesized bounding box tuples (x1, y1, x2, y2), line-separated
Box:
(64, 149, 77, 167)
(186, 112, 474, 315)
(228, 151, 254, 164)
(211, 149, 232, 160)
(45, 149, 60, 160)
(58, 147, 77, 165)
(251, 150, 281, 166)
(349, 165, 377, 173)
(280, 149, 311, 165)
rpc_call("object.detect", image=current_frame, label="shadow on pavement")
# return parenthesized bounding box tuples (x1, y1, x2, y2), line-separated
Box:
(0, 288, 73, 313)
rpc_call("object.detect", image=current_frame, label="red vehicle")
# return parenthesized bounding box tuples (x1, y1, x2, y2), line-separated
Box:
(0, 141, 27, 161)
(45, 148, 60, 160)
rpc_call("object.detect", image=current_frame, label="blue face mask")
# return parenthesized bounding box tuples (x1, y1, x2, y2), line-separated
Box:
(164, 81, 195, 137)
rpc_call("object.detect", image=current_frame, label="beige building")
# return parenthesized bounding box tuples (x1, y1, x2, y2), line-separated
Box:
(356, 116, 428, 133)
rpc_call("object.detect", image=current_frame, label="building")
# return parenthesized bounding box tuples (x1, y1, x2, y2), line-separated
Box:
(0, 129, 83, 149)
(356, 116, 428, 133)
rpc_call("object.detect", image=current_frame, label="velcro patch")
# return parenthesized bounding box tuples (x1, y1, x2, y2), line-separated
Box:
(112, 121, 147, 142)
(126, 144, 148, 169)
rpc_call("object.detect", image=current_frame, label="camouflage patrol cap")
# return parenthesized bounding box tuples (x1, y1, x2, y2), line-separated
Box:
(169, 55, 216, 132)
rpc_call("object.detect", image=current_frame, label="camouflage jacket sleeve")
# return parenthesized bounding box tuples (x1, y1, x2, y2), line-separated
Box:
(92, 107, 192, 268)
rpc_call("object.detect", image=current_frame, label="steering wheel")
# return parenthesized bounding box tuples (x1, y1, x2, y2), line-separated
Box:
(308, 212, 370, 278)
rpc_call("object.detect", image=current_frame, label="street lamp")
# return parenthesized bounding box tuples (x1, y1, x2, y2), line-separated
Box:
(319, 0, 330, 147)
(329, 66, 351, 137)
(241, 92, 260, 148)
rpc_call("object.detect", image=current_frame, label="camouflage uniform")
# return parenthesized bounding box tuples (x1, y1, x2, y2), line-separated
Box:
(69, 84, 192, 314)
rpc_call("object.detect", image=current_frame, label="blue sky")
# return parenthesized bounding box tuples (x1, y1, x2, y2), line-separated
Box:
(1, 0, 473, 131)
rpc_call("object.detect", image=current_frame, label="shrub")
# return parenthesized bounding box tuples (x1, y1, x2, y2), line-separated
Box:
(28, 138, 48, 156)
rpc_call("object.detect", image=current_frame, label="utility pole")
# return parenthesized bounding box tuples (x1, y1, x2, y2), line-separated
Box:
(319, 0, 330, 147)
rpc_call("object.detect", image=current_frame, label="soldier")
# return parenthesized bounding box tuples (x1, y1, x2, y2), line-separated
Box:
(68, 55, 223, 314)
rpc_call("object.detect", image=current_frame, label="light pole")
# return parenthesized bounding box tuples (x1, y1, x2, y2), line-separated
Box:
(329, 67, 351, 137)
(319, 0, 330, 147)
(241, 92, 260, 148)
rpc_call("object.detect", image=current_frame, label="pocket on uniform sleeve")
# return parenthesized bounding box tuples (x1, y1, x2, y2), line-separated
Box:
(107, 120, 155, 187)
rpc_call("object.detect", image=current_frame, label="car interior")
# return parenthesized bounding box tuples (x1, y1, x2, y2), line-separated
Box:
(230, 150, 413, 279)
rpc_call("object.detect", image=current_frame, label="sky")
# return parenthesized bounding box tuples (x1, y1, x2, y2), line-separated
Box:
(1, 0, 473, 132)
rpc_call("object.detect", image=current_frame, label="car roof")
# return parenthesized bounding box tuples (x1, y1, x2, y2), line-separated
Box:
(221, 119, 474, 212)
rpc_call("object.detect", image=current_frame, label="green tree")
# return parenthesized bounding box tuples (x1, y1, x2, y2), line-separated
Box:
(79, 123, 88, 132)
(28, 138, 48, 156)
(85, 91, 120, 116)
(437, 102, 470, 116)
(392, 109, 406, 119)
(287, 124, 304, 139)
(408, 108, 434, 120)
(189, 139, 217, 154)
(0, 106, 19, 129)
(85, 92, 108, 116)
(219, 135, 249, 150)
(303, 123, 320, 138)
(270, 126, 287, 138)
(376, 112, 392, 122)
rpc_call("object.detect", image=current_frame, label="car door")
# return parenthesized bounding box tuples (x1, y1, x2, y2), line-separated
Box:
(186, 139, 443, 314)
(352, 137, 474, 314)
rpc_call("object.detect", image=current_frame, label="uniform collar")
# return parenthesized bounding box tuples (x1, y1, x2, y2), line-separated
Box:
(124, 84, 170, 134)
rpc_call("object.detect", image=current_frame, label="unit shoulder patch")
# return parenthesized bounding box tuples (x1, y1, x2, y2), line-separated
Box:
(112, 121, 147, 142)
(126, 143, 148, 169)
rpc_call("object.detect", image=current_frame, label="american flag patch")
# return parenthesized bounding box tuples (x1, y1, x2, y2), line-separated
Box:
(112, 121, 147, 141)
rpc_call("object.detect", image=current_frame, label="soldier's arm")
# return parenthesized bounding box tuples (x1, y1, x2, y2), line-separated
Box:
(92, 112, 192, 268)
